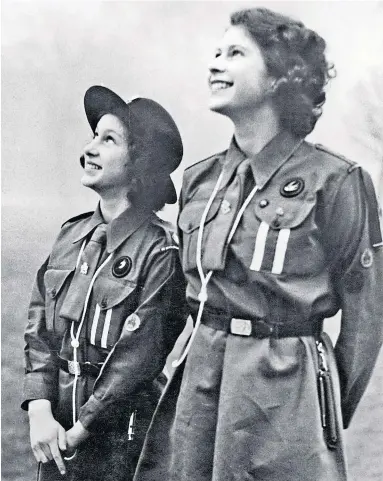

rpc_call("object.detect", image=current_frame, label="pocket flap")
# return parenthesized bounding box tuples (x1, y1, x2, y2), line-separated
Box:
(254, 196, 315, 230)
(178, 197, 221, 233)
(94, 276, 137, 310)
(44, 269, 74, 299)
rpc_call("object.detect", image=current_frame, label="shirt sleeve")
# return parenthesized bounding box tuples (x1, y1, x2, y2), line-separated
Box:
(78, 245, 187, 431)
(21, 257, 59, 410)
(325, 167, 383, 428)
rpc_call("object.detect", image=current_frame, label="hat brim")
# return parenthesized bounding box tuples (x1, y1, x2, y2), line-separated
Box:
(164, 177, 177, 205)
(84, 86, 128, 133)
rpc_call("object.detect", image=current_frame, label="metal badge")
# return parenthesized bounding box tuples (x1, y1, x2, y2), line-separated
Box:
(68, 360, 81, 376)
(360, 248, 373, 268)
(125, 313, 141, 332)
(221, 200, 231, 214)
(80, 262, 89, 275)
(230, 318, 252, 336)
(280, 178, 305, 198)
(112, 256, 132, 278)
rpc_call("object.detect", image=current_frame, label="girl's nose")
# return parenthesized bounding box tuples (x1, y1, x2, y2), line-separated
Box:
(83, 138, 98, 157)
(208, 55, 226, 74)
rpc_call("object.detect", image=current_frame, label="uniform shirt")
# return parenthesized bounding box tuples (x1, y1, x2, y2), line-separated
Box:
(178, 130, 383, 427)
(22, 204, 186, 431)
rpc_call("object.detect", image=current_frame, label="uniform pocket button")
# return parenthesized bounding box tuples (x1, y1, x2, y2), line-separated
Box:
(101, 299, 107, 309)
(51, 288, 57, 298)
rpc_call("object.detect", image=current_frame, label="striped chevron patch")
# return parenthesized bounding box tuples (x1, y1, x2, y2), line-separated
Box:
(250, 222, 290, 274)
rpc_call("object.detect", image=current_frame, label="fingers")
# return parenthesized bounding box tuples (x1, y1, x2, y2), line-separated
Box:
(32, 445, 49, 464)
(50, 443, 66, 476)
(58, 425, 67, 452)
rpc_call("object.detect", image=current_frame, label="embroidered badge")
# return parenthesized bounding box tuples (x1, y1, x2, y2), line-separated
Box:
(112, 256, 132, 278)
(360, 248, 373, 268)
(280, 178, 305, 198)
(80, 262, 89, 275)
(125, 313, 141, 332)
(221, 199, 231, 214)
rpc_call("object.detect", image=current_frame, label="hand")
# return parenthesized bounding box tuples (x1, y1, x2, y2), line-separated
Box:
(66, 421, 90, 452)
(28, 399, 67, 476)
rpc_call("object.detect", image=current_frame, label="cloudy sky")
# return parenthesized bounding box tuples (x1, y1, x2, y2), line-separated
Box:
(3, 0, 383, 221)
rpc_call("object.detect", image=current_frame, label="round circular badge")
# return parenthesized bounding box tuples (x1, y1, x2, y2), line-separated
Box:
(280, 178, 305, 198)
(360, 248, 373, 268)
(112, 256, 132, 278)
(125, 313, 141, 332)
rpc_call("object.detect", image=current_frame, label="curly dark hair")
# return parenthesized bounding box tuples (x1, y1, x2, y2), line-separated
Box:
(231, 8, 335, 137)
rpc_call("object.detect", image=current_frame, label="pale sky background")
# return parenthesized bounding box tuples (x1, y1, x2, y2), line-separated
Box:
(2, 0, 383, 226)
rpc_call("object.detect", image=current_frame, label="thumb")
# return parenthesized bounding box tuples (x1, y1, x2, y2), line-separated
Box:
(58, 425, 67, 452)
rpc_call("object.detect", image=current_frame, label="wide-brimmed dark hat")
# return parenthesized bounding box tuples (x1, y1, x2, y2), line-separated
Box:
(83, 85, 183, 204)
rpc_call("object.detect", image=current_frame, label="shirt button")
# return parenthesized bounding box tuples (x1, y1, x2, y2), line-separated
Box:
(275, 207, 284, 216)
(51, 288, 57, 298)
(259, 199, 269, 208)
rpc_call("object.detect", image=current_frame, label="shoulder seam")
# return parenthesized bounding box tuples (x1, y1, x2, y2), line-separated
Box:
(314, 143, 358, 169)
(61, 211, 94, 228)
(184, 150, 227, 172)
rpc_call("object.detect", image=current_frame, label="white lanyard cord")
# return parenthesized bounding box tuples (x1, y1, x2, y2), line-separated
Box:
(172, 172, 224, 367)
(65, 248, 113, 460)
(227, 185, 259, 244)
(172, 171, 259, 368)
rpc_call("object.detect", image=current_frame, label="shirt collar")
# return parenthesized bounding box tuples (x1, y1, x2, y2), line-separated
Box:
(73, 203, 153, 253)
(222, 130, 303, 191)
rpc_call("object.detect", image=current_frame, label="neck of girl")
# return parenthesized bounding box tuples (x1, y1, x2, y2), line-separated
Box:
(99, 192, 132, 223)
(232, 103, 281, 159)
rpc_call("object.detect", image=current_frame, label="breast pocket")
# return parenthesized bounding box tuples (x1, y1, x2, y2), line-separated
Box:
(44, 268, 74, 332)
(248, 198, 319, 276)
(178, 197, 221, 272)
(87, 276, 138, 349)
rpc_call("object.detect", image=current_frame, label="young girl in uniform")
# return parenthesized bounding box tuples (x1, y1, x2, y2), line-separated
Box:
(22, 85, 186, 481)
(135, 8, 383, 481)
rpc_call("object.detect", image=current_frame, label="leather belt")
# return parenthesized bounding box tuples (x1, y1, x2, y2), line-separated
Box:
(199, 311, 322, 339)
(57, 355, 103, 377)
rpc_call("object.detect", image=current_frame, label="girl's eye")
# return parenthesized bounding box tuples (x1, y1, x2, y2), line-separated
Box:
(231, 49, 243, 57)
(105, 135, 115, 144)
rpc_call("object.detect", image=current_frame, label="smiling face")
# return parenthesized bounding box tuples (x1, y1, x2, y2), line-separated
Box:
(208, 25, 274, 118)
(81, 114, 131, 196)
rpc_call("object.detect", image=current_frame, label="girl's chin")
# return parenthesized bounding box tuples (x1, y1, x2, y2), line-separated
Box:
(81, 175, 99, 189)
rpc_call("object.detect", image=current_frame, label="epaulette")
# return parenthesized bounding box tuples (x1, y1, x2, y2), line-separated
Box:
(151, 215, 179, 247)
(184, 150, 227, 172)
(61, 211, 94, 228)
(314, 143, 359, 172)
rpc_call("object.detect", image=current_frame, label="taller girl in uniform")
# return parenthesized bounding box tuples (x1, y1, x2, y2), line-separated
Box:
(22, 86, 186, 481)
(135, 8, 383, 481)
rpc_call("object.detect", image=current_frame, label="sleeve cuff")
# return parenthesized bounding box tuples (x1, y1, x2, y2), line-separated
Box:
(78, 394, 104, 432)
(21, 374, 58, 411)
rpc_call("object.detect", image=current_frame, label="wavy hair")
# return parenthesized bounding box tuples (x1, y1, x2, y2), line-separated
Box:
(231, 8, 335, 137)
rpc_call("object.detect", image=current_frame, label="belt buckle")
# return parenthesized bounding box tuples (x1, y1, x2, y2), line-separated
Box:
(230, 318, 252, 336)
(68, 360, 81, 376)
